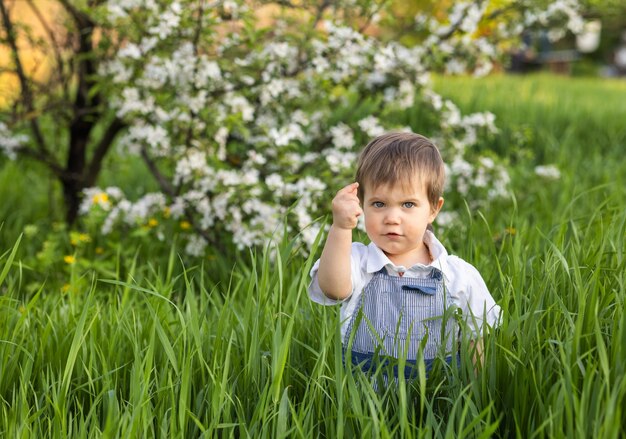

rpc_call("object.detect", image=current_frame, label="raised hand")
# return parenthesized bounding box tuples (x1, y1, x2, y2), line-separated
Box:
(331, 182, 363, 230)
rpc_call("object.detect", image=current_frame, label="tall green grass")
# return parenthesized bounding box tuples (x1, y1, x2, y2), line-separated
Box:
(1, 74, 625, 437)
(1, 205, 625, 437)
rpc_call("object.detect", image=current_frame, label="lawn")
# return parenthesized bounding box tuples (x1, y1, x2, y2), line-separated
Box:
(1, 73, 625, 437)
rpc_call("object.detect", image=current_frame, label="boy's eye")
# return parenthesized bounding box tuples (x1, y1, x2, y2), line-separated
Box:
(372, 201, 384, 208)
(402, 202, 415, 208)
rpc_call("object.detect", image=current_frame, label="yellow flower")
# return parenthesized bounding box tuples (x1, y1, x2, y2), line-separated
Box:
(18, 305, 27, 314)
(64, 255, 76, 264)
(148, 218, 159, 227)
(95, 247, 104, 255)
(505, 227, 517, 236)
(92, 192, 109, 205)
(70, 232, 90, 247)
(163, 207, 171, 218)
(180, 220, 191, 230)
(61, 284, 71, 292)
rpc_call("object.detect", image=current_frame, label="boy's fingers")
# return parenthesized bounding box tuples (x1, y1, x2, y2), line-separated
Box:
(339, 182, 359, 195)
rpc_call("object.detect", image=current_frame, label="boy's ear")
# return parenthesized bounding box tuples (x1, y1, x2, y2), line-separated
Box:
(429, 197, 444, 222)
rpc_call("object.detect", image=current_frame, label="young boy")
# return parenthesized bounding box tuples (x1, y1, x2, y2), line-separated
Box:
(308, 132, 501, 378)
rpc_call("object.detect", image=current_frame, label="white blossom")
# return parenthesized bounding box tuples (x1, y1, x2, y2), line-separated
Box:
(260, 78, 301, 105)
(99, 60, 133, 83)
(262, 42, 299, 64)
(120, 123, 171, 156)
(196, 198, 214, 229)
(488, 168, 511, 199)
(397, 80, 416, 109)
(212, 192, 231, 221)
(140, 36, 159, 53)
(326, 149, 357, 173)
(247, 150, 267, 165)
(479, 157, 495, 169)
(330, 123, 355, 149)
(462, 112, 497, 133)
(118, 43, 142, 60)
(358, 116, 385, 138)
(301, 222, 322, 248)
(126, 193, 167, 224)
(451, 156, 473, 178)
(185, 235, 207, 257)
(535, 164, 561, 180)
(194, 59, 222, 88)
(0, 122, 28, 160)
(80, 188, 111, 213)
(269, 123, 306, 147)
(266, 173, 285, 193)
(115, 87, 156, 117)
(174, 149, 210, 185)
(445, 59, 467, 75)
(436, 211, 459, 227)
(473, 61, 494, 77)
(138, 58, 168, 89)
(291, 110, 310, 126)
(148, 2, 181, 39)
(169, 197, 186, 218)
(443, 101, 461, 127)
(227, 94, 254, 122)
(214, 126, 229, 160)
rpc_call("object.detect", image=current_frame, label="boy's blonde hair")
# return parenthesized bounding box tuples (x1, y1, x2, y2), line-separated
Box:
(355, 132, 445, 210)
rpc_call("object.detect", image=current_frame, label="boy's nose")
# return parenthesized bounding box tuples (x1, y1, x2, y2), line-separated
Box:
(383, 211, 401, 224)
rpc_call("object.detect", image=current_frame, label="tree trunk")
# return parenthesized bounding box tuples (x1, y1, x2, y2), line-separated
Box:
(62, 176, 82, 225)
(2, 0, 126, 227)
(62, 126, 89, 224)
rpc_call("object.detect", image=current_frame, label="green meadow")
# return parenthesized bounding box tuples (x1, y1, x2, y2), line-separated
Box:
(1, 74, 625, 437)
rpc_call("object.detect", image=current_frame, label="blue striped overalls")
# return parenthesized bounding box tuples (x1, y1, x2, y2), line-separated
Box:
(343, 267, 457, 379)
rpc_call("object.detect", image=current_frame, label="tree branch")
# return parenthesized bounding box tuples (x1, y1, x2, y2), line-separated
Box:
(486, 4, 519, 21)
(25, 0, 68, 98)
(435, 0, 486, 42)
(266, 0, 298, 8)
(58, 0, 98, 111)
(183, 0, 208, 149)
(56, 0, 102, 206)
(0, 0, 51, 155)
(140, 146, 176, 198)
(85, 117, 125, 187)
(57, 0, 92, 29)
(358, 0, 388, 34)
(16, 145, 65, 177)
(312, 0, 330, 31)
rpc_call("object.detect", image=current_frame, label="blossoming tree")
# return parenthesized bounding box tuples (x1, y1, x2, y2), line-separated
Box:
(0, 0, 582, 256)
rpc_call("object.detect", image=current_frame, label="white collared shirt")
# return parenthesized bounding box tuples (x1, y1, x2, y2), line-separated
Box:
(308, 230, 502, 338)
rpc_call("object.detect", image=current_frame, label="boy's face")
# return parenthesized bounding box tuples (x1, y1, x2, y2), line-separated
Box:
(363, 179, 443, 267)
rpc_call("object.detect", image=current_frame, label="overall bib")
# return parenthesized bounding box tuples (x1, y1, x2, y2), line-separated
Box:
(343, 267, 456, 379)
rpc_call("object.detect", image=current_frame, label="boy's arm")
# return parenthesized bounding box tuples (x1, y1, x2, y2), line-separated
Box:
(317, 182, 363, 300)
(317, 225, 353, 300)
(469, 338, 484, 369)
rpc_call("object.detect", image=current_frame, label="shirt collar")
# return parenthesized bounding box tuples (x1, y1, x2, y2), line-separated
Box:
(365, 230, 451, 281)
